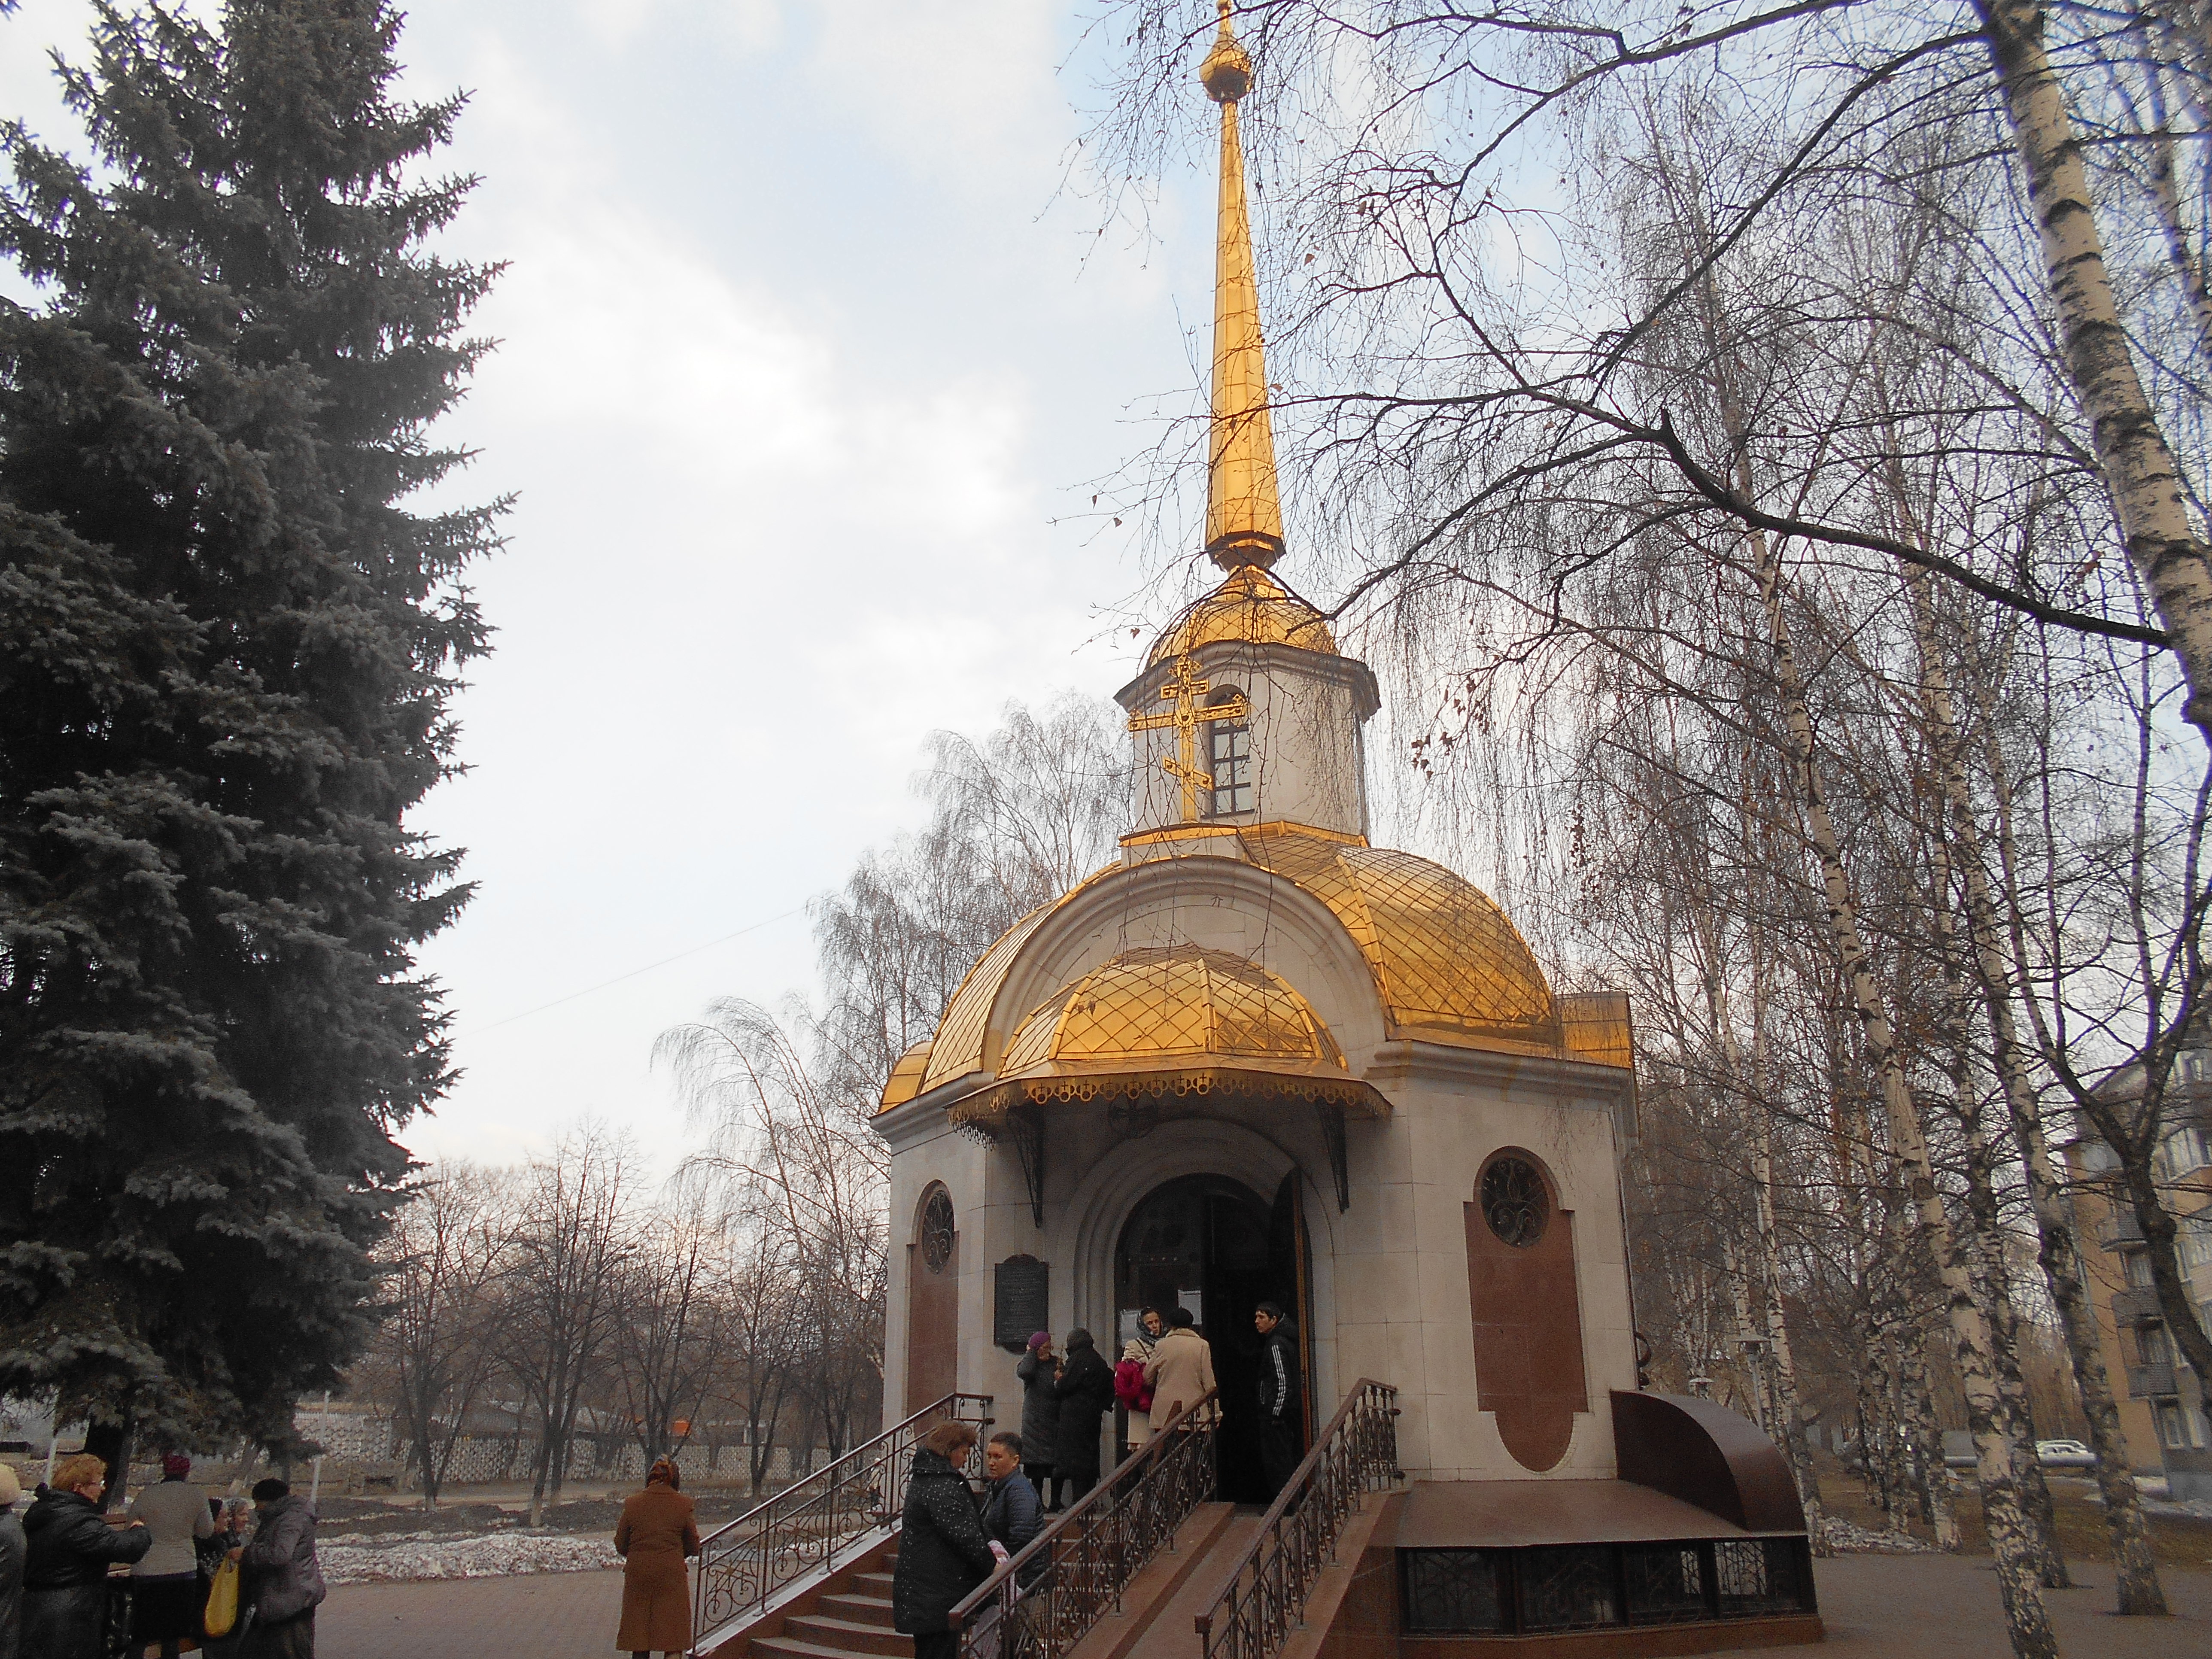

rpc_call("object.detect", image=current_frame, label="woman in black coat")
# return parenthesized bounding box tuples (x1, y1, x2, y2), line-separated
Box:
(21, 1455, 150, 1659)
(890, 1421, 998, 1659)
(1048, 1329, 1117, 1507)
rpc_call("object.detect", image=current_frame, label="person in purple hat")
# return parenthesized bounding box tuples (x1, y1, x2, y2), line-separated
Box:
(1013, 1333, 1060, 1506)
(129, 1453, 211, 1658)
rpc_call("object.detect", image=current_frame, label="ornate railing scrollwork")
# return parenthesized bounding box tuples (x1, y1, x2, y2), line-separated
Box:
(1193, 1381, 1400, 1659)
(690, 1392, 994, 1653)
(952, 1389, 1221, 1659)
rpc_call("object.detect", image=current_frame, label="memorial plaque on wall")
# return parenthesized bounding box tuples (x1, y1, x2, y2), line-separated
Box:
(994, 1255, 1050, 1352)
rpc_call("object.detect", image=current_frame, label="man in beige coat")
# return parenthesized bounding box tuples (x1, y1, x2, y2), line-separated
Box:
(1141, 1308, 1218, 1433)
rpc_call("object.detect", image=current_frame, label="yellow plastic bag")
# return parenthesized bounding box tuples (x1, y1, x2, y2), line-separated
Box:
(204, 1559, 239, 1639)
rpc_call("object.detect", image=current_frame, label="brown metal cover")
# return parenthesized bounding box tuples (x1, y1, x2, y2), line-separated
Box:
(1610, 1389, 1807, 1534)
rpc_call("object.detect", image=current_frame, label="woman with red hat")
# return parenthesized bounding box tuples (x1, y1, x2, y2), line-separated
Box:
(128, 1454, 210, 1659)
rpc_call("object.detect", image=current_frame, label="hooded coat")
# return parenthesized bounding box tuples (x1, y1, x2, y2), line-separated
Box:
(21, 1486, 152, 1659)
(890, 1448, 997, 1635)
(239, 1493, 325, 1628)
(1049, 1333, 1117, 1477)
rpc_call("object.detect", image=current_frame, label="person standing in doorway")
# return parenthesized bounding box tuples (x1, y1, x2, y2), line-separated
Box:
(1142, 1308, 1218, 1436)
(1254, 1303, 1301, 1500)
(1114, 1308, 1163, 1457)
(129, 1454, 211, 1658)
(1014, 1334, 1060, 1509)
(891, 1421, 997, 1659)
(1048, 1331, 1115, 1507)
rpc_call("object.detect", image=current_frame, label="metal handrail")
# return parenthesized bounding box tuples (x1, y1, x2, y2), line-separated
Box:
(1193, 1382, 1400, 1659)
(951, 1388, 1221, 1659)
(690, 1392, 994, 1653)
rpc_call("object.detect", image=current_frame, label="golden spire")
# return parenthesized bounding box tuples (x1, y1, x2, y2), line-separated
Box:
(1200, 1, 1284, 571)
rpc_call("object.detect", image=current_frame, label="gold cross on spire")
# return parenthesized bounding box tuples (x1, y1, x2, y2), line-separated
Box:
(1127, 654, 1250, 821)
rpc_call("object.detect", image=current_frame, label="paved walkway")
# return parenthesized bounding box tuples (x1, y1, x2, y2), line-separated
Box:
(322, 1568, 623, 1659)
(317, 1556, 2212, 1659)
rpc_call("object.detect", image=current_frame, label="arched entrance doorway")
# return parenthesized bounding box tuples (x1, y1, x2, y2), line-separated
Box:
(1114, 1172, 1310, 1501)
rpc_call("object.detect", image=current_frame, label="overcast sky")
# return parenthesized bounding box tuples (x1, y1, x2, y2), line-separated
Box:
(1, 1, 1405, 1181)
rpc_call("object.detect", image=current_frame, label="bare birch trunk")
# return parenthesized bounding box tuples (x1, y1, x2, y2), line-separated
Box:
(1980, 0, 2212, 735)
(1902, 559, 2169, 1612)
(1888, 1267, 1962, 1550)
(1748, 530, 2054, 1657)
(1926, 848, 2071, 1589)
(1753, 1118, 1826, 1540)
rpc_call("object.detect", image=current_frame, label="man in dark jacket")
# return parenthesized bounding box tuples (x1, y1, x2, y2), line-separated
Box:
(22, 1454, 150, 1659)
(1254, 1303, 1302, 1500)
(891, 1422, 998, 1659)
(1048, 1329, 1116, 1507)
(1013, 1334, 1059, 1504)
(236, 1478, 325, 1658)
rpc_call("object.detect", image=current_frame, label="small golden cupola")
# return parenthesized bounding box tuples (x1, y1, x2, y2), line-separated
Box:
(942, 946, 1386, 1134)
(1118, 1, 1378, 849)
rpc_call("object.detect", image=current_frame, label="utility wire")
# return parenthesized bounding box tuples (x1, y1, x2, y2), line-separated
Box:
(471, 906, 808, 1033)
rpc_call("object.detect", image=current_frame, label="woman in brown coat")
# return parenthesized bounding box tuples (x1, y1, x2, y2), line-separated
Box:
(614, 1458, 701, 1658)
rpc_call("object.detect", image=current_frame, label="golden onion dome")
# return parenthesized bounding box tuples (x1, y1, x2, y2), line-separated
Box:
(1148, 564, 1338, 668)
(879, 1038, 933, 1112)
(1240, 834, 1563, 1054)
(1001, 945, 1345, 1074)
(894, 831, 1609, 1121)
(944, 945, 1385, 1130)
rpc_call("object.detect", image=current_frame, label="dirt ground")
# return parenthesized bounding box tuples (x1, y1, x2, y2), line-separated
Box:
(1811, 1449, 2212, 1570)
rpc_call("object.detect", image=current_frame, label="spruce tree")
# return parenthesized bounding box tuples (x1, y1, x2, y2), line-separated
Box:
(0, 0, 502, 1453)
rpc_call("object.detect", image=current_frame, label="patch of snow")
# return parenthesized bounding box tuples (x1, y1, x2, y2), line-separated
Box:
(2144, 1495, 2212, 1520)
(1815, 1515, 1935, 1554)
(321, 1530, 620, 1584)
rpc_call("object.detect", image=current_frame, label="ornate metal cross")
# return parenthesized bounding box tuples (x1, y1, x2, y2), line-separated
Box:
(1128, 654, 1249, 821)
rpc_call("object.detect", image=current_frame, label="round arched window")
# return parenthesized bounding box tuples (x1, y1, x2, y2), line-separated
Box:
(919, 1186, 956, 1273)
(1478, 1154, 1550, 1249)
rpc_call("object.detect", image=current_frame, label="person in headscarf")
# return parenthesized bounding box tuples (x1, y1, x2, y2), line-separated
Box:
(614, 1457, 700, 1659)
(1113, 1309, 1164, 1457)
(129, 1453, 211, 1658)
(1014, 1334, 1060, 1506)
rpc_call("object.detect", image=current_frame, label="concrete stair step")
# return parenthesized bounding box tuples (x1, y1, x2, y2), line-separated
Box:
(852, 1572, 896, 1597)
(818, 1593, 895, 1627)
(783, 1615, 909, 1656)
(753, 1637, 891, 1659)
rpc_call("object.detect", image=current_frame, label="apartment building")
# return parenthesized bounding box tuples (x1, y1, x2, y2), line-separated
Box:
(2065, 1062, 2212, 1501)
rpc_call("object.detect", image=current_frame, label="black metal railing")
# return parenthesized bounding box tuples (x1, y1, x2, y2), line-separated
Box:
(952, 1389, 1221, 1659)
(691, 1392, 994, 1652)
(1193, 1382, 1401, 1659)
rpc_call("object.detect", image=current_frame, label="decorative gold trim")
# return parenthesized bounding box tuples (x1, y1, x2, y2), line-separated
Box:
(945, 1061, 1389, 1132)
(1118, 819, 1370, 850)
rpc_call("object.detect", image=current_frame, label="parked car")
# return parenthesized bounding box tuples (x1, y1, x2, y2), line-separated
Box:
(2036, 1439, 2097, 1469)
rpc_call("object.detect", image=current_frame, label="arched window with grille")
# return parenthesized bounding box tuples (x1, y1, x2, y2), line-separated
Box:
(905, 1182, 960, 1413)
(1207, 688, 1253, 815)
